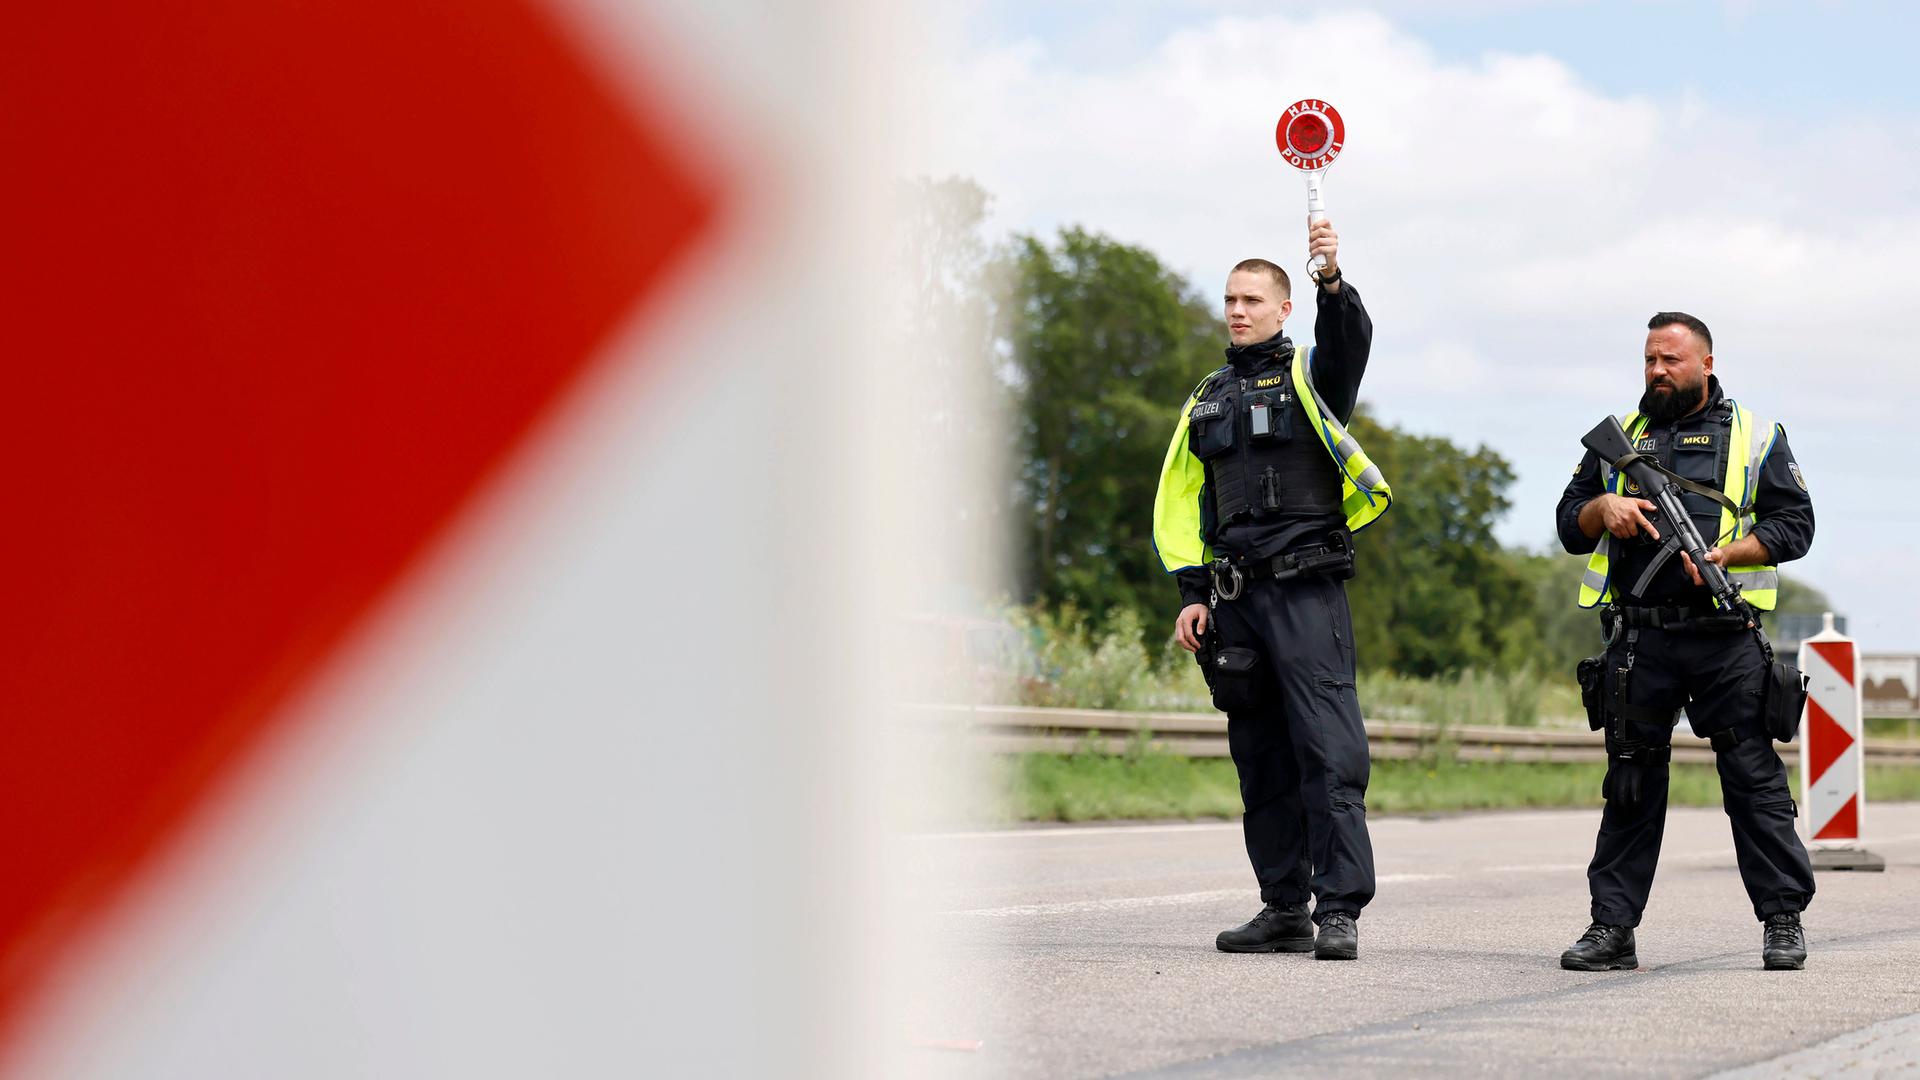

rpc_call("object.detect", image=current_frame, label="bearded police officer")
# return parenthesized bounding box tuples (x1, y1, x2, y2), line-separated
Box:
(1151, 218, 1390, 961)
(1556, 312, 1816, 972)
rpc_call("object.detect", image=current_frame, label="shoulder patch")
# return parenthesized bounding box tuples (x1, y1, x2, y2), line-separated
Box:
(1190, 400, 1224, 422)
(1789, 460, 1807, 491)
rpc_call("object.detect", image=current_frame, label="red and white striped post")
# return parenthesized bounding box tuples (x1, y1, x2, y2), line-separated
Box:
(1798, 612, 1885, 870)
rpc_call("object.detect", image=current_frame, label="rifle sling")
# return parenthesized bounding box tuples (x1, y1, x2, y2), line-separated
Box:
(1612, 451, 1746, 520)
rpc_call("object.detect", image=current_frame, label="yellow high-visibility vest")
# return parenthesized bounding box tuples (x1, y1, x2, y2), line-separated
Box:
(1153, 345, 1390, 573)
(1576, 403, 1780, 610)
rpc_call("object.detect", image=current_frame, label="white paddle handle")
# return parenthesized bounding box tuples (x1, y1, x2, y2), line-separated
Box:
(1304, 170, 1327, 274)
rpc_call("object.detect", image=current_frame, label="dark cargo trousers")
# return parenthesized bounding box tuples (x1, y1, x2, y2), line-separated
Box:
(1213, 576, 1375, 921)
(1588, 624, 1816, 926)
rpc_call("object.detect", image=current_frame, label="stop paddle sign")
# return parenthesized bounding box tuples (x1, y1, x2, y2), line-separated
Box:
(1277, 99, 1344, 171)
(1275, 99, 1345, 276)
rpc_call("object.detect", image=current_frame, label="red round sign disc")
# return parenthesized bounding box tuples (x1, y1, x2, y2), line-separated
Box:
(1288, 114, 1329, 156)
(1276, 100, 1345, 171)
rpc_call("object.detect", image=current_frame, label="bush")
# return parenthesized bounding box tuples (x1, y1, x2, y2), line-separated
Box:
(1009, 604, 1214, 712)
(1010, 605, 1156, 711)
(1356, 668, 1584, 730)
(996, 603, 1589, 727)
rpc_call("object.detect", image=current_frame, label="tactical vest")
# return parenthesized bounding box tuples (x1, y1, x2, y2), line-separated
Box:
(1152, 345, 1390, 573)
(1576, 401, 1780, 610)
(1186, 358, 1341, 536)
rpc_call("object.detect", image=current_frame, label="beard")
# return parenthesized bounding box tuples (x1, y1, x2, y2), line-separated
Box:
(1639, 374, 1707, 424)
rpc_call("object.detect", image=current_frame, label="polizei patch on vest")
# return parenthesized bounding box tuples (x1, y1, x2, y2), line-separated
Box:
(1190, 401, 1224, 421)
(1634, 436, 1657, 452)
(1677, 433, 1715, 448)
(1789, 460, 1807, 490)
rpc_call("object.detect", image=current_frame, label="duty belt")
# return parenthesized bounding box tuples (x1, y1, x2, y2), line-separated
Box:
(1210, 534, 1353, 601)
(1602, 603, 1747, 638)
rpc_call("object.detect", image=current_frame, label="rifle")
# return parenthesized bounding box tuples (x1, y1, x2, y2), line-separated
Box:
(1581, 415, 1807, 744)
(1580, 415, 1755, 629)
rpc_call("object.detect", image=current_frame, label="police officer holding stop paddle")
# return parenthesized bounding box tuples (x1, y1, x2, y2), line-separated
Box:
(1150, 99, 1392, 962)
(1150, 217, 1390, 962)
(1556, 311, 1817, 972)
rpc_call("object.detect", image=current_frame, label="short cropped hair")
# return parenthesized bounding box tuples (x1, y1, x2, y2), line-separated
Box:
(1648, 311, 1713, 352)
(1231, 258, 1292, 299)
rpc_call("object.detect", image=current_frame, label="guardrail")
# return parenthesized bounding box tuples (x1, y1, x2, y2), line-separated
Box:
(901, 703, 1920, 767)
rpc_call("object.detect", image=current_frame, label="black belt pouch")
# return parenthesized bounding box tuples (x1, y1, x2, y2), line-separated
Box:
(1764, 658, 1810, 742)
(1576, 655, 1606, 732)
(1196, 625, 1267, 713)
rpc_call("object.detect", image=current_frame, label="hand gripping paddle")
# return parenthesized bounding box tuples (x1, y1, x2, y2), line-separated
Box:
(1276, 99, 1345, 277)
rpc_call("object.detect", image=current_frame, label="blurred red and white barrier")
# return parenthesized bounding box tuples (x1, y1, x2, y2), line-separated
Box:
(1, 1, 931, 1076)
(1798, 613, 1884, 870)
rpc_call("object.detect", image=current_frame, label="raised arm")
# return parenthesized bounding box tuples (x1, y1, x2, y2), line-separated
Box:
(1305, 218, 1371, 424)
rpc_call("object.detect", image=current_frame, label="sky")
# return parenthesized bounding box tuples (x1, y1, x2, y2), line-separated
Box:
(905, 0, 1920, 650)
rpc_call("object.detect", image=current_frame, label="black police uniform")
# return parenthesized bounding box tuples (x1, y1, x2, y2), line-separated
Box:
(1556, 375, 1816, 928)
(1176, 282, 1375, 924)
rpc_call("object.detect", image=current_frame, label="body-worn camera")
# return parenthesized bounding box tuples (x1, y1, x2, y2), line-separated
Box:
(1248, 391, 1292, 441)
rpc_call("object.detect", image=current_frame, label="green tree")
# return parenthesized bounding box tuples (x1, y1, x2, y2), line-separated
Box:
(1513, 548, 1605, 674)
(1774, 574, 1834, 617)
(1000, 227, 1221, 631)
(1343, 411, 1537, 676)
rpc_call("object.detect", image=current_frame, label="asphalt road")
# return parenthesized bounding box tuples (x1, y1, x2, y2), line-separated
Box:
(899, 803, 1920, 1078)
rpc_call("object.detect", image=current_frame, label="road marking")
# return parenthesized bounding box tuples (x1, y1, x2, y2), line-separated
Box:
(947, 889, 1245, 918)
(929, 825, 1920, 916)
(922, 822, 1240, 841)
(1705, 1011, 1920, 1078)
(916, 813, 1563, 842)
(935, 843, 1815, 918)
(945, 875, 1453, 917)
(923, 823, 1920, 844)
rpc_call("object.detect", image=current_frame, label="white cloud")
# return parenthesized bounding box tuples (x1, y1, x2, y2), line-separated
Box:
(913, 9, 1920, 645)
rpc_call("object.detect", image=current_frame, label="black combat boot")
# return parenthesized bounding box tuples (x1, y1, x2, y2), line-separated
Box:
(1314, 912, 1358, 961)
(1560, 922, 1637, 971)
(1215, 902, 1315, 953)
(1763, 913, 1807, 970)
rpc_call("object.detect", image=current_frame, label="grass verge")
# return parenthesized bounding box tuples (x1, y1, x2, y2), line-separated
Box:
(1867, 716, 1920, 741)
(993, 744, 1920, 823)
(992, 605, 1585, 725)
